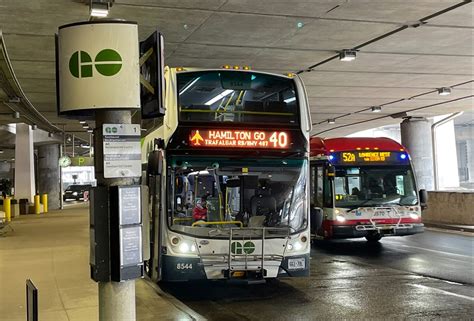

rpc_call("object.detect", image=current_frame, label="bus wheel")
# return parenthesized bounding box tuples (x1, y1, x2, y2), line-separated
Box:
(365, 233, 382, 242)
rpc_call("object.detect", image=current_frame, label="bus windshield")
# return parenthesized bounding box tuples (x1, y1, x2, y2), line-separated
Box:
(177, 70, 299, 125)
(169, 158, 307, 237)
(333, 165, 418, 208)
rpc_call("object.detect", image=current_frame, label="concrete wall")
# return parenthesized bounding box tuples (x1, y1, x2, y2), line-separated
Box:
(423, 191, 474, 225)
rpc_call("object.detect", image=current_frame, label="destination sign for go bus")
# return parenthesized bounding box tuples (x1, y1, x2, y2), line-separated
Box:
(189, 129, 290, 149)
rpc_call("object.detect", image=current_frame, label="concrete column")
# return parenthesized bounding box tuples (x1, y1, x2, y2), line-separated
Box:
(400, 117, 434, 190)
(14, 123, 35, 201)
(0, 161, 11, 180)
(433, 118, 459, 189)
(38, 144, 61, 210)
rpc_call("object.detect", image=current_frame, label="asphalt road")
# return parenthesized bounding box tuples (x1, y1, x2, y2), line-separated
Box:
(162, 229, 474, 320)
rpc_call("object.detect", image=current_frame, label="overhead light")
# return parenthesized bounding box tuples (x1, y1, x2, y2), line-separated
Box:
(66, 136, 72, 143)
(79, 120, 86, 124)
(0, 150, 3, 154)
(339, 49, 357, 62)
(87, 129, 93, 133)
(390, 112, 408, 119)
(90, 1, 110, 18)
(437, 87, 451, 96)
(205, 89, 233, 105)
(12, 111, 20, 119)
(284, 97, 296, 103)
(179, 77, 200, 95)
(328, 119, 336, 124)
(8, 97, 20, 103)
(82, 124, 89, 128)
(32, 124, 37, 130)
(371, 106, 382, 113)
(48, 132, 53, 138)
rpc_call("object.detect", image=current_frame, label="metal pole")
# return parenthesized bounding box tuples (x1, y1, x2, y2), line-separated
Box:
(89, 132, 92, 157)
(72, 134, 75, 157)
(94, 110, 136, 321)
(59, 144, 64, 210)
(431, 112, 463, 190)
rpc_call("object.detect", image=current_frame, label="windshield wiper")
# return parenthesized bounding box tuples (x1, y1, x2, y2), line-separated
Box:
(345, 199, 376, 212)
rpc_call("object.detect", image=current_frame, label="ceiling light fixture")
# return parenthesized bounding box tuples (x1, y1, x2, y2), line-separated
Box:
(339, 49, 357, 62)
(0, 150, 3, 154)
(205, 89, 233, 105)
(90, 0, 111, 18)
(12, 111, 20, 119)
(371, 106, 382, 113)
(328, 119, 336, 124)
(82, 124, 89, 128)
(79, 120, 86, 124)
(32, 124, 37, 130)
(437, 87, 451, 96)
(87, 129, 93, 133)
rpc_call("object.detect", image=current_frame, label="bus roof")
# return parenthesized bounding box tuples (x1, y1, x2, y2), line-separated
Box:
(310, 137, 406, 156)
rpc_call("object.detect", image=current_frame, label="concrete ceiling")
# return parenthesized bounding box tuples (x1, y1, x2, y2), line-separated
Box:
(0, 0, 472, 144)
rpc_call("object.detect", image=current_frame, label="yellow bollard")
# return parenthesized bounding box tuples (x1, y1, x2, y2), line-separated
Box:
(42, 194, 48, 213)
(4, 197, 11, 222)
(34, 194, 41, 215)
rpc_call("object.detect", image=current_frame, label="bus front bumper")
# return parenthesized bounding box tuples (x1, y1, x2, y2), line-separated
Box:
(331, 223, 424, 238)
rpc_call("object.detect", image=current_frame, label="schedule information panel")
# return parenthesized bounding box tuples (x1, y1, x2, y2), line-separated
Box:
(103, 124, 141, 178)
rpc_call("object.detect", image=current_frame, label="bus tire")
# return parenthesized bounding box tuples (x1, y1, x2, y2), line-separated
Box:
(365, 233, 382, 242)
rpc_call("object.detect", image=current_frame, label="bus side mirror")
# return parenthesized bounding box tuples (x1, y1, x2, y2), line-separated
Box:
(147, 150, 163, 176)
(310, 207, 323, 234)
(419, 189, 428, 209)
(326, 166, 335, 180)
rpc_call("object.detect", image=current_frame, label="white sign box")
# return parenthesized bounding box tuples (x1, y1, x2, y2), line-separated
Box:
(57, 21, 140, 115)
(103, 124, 141, 178)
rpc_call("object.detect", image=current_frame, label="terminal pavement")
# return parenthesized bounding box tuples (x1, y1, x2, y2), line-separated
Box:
(0, 204, 205, 321)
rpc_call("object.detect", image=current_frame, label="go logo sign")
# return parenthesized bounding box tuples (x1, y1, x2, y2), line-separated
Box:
(231, 241, 255, 254)
(105, 126, 118, 134)
(69, 49, 122, 78)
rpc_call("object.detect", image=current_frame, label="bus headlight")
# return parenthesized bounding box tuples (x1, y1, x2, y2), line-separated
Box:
(336, 215, 346, 222)
(287, 241, 303, 252)
(178, 242, 197, 253)
(293, 241, 303, 251)
(409, 213, 419, 220)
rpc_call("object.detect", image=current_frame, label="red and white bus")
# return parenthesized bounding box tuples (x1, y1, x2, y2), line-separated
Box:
(309, 137, 427, 242)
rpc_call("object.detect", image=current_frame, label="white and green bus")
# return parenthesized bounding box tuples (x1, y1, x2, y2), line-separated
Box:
(142, 67, 312, 282)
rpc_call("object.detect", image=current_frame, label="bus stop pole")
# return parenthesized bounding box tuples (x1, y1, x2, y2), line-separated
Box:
(94, 110, 136, 321)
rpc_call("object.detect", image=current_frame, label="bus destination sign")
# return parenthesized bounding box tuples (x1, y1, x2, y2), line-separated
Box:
(189, 129, 290, 149)
(335, 151, 408, 164)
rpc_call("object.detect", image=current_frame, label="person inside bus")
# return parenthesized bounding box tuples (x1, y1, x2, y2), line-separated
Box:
(192, 196, 208, 222)
(351, 187, 361, 198)
(383, 174, 398, 196)
(368, 177, 384, 195)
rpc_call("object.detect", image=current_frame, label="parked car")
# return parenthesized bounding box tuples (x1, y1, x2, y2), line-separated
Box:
(63, 184, 92, 202)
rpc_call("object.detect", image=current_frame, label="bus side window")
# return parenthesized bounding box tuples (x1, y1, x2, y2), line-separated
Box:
(310, 165, 324, 208)
(323, 167, 333, 208)
(316, 167, 324, 207)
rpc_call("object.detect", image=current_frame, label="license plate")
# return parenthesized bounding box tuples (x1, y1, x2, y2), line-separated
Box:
(288, 258, 305, 270)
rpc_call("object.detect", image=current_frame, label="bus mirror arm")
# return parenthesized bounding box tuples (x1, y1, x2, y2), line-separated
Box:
(419, 189, 428, 210)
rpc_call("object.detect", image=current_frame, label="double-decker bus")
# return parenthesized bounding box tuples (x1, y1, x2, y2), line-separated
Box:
(309, 137, 427, 242)
(142, 67, 312, 282)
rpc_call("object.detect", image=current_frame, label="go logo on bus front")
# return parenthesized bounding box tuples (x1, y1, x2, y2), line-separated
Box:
(231, 241, 255, 254)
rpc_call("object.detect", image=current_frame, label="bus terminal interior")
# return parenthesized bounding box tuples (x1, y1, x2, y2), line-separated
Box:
(0, 1, 473, 320)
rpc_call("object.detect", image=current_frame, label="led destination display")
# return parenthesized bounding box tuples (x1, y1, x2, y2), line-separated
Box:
(189, 129, 290, 149)
(332, 151, 409, 165)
